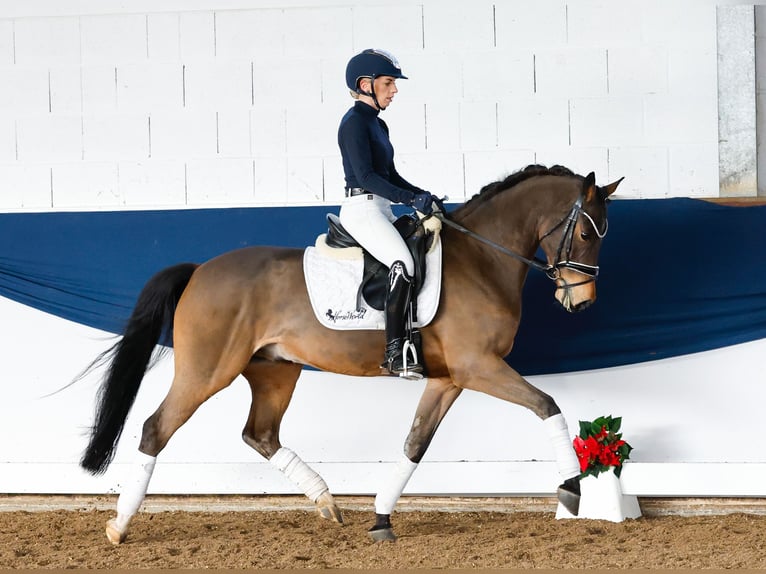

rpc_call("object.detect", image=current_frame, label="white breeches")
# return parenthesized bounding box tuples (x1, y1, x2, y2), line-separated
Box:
(339, 194, 415, 276)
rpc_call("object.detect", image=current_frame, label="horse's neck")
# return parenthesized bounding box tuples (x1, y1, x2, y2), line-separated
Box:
(455, 191, 541, 260)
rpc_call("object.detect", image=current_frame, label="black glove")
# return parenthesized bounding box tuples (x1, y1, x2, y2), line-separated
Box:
(410, 192, 434, 215)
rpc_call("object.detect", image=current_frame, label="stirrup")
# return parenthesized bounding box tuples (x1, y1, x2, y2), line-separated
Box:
(382, 339, 423, 381)
(398, 340, 423, 380)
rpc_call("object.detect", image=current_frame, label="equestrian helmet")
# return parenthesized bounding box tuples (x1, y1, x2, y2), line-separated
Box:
(345, 49, 408, 93)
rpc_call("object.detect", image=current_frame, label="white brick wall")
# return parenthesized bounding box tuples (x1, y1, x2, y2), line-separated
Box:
(0, 2, 734, 210)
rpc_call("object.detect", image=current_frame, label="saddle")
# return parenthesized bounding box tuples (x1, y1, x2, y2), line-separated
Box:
(323, 213, 435, 315)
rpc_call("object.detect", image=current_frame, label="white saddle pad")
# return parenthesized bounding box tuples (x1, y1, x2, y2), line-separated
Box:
(303, 237, 442, 331)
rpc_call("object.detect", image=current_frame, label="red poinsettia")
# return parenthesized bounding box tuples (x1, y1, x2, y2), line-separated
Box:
(573, 415, 632, 478)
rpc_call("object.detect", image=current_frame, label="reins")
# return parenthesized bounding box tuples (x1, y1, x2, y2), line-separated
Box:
(428, 194, 606, 288)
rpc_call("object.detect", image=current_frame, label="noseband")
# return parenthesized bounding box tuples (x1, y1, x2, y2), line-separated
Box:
(435, 195, 607, 289)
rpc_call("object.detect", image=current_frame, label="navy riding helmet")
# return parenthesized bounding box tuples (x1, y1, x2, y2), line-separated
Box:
(345, 49, 408, 96)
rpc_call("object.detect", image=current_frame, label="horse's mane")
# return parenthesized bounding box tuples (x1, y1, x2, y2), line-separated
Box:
(453, 164, 581, 218)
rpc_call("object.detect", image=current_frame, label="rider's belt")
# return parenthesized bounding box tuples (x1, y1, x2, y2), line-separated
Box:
(345, 187, 370, 197)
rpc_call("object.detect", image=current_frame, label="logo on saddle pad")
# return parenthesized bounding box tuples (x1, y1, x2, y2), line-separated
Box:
(303, 218, 443, 331)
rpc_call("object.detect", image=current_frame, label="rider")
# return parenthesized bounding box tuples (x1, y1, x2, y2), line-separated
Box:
(338, 48, 438, 378)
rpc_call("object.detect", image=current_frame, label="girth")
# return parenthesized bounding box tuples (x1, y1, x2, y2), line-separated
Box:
(325, 213, 433, 314)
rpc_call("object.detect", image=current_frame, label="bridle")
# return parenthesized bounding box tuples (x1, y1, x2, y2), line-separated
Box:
(434, 194, 608, 289)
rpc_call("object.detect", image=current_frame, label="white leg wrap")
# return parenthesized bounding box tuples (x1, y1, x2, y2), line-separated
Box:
(114, 451, 156, 530)
(544, 413, 581, 479)
(270, 447, 329, 502)
(374, 454, 418, 515)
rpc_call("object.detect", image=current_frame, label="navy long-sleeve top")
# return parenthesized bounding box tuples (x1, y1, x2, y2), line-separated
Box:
(338, 101, 426, 205)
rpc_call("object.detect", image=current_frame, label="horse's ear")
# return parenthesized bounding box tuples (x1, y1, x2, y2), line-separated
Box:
(583, 171, 597, 202)
(600, 176, 624, 200)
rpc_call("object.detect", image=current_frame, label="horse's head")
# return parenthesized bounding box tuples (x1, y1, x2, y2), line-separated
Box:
(539, 172, 622, 313)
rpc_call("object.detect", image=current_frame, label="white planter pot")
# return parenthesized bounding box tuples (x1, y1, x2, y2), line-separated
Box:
(556, 467, 641, 522)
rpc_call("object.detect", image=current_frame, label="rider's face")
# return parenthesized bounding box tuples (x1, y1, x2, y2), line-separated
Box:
(373, 76, 398, 109)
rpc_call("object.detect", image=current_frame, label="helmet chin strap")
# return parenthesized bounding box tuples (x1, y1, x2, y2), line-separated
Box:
(358, 77, 384, 110)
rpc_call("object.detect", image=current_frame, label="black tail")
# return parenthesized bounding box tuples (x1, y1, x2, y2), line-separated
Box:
(80, 262, 198, 475)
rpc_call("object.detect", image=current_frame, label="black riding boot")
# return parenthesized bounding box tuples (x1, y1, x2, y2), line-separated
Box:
(382, 261, 423, 378)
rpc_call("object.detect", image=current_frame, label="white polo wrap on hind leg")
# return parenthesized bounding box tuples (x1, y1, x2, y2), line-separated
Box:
(544, 413, 581, 479)
(113, 451, 157, 531)
(374, 454, 418, 515)
(270, 447, 329, 502)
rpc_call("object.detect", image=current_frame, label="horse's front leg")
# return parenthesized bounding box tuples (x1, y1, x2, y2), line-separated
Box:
(451, 356, 582, 515)
(369, 376, 462, 542)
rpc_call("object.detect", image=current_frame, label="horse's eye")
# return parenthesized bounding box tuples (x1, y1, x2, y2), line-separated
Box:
(580, 230, 591, 241)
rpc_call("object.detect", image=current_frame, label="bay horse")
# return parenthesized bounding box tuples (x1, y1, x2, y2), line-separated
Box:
(80, 164, 622, 544)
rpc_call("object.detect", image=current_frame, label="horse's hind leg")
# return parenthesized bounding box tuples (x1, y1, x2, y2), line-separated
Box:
(240, 360, 343, 524)
(104, 372, 238, 544)
(369, 376, 462, 541)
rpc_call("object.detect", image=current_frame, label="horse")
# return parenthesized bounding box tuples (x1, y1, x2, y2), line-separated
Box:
(79, 163, 622, 544)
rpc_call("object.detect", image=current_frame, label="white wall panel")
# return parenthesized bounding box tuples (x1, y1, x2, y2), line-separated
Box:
(0, 117, 15, 162)
(322, 155, 345, 202)
(667, 47, 718, 95)
(424, 101, 460, 153)
(186, 158, 254, 204)
(569, 96, 644, 147)
(286, 156, 323, 203)
(401, 53, 463, 103)
(83, 114, 149, 161)
(51, 161, 120, 207)
(118, 160, 186, 206)
(644, 94, 718, 144)
(283, 7, 352, 59)
(13, 17, 80, 65)
(254, 156, 287, 203)
(0, 67, 50, 114)
(423, 1, 494, 52)
(462, 50, 534, 100)
(608, 147, 669, 198)
(150, 110, 217, 160)
(384, 101, 425, 154)
(253, 58, 321, 104)
(16, 115, 82, 162)
(642, 2, 717, 50)
(494, 1, 567, 49)
(567, 2, 642, 48)
(0, 20, 13, 64)
(49, 66, 83, 114)
(184, 60, 252, 110)
(250, 105, 286, 156)
(147, 13, 180, 62)
(608, 46, 668, 95)
(498, 97, 569, 148)
(0, 3, 745, 207)
(179, 11, 214, 61)
(397, 151, 463, 201)
(460, 101, 497, 151)
(117, 62, 183, 111)
(351, 5, 423, 54)
(0, 164, 51, 209)
(286, 104, 338, 156)
(217, 109, 251, 157)
(669, 144, 720, 197)
(215, 9, 284, 60)
(535, 48, 607, 97)
(81, 65, 117, 112)
(80, 14, 147, 64)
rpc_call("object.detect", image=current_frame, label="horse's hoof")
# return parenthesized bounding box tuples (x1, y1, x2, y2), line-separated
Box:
(368, 527, 397, 542)
(315, 491, 344, 524)
(105, 519, 127, 545)
(557, 478, 581, 516)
